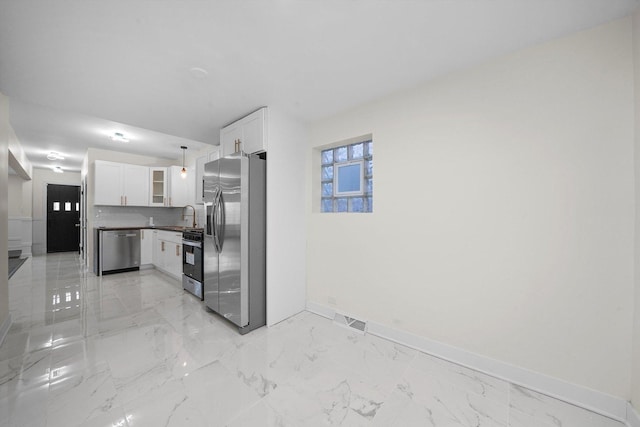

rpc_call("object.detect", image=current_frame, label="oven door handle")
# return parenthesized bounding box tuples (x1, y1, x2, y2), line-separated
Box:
(182, 241, 202, 248)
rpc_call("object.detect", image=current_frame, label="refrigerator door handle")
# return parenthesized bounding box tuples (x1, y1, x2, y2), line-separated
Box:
(212, 188, 222, 253)
(217, 192, 225, 250)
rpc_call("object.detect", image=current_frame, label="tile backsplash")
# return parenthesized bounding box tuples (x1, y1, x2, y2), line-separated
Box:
(93, 205, 204, 229)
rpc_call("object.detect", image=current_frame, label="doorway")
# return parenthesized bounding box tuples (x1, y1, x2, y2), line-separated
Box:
(47, 184, 81, 253)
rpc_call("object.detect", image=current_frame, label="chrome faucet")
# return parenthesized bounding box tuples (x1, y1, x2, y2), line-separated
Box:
(183, 205, 196, 228)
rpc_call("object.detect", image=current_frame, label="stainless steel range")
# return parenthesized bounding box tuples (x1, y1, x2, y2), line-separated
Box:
(182, 230, 204, 300)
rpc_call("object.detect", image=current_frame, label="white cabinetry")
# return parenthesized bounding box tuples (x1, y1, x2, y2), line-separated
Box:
(94, 161, 122, 205)
(149, 167, 167, 206)
(140, 229, 153, 266)
(167, 166, 194, 207)
(195, 148, 220, 204)
(220, 107, 267, 157)
(195, 155, 207, 204)
(153, 230, 182, 280)
(94, 161, 149, 206)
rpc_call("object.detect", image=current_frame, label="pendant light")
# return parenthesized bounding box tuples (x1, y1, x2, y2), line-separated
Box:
(180, 146, 188, 179)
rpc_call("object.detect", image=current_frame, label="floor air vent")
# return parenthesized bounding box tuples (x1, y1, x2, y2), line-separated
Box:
(333, 313, 367, 334)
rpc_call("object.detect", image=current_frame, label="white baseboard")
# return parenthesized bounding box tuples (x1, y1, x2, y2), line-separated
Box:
(628, 403, 640, 427)
(305, 300, 628, 424)
(0, 314, 12, 348)
(306, 300, 336, 320)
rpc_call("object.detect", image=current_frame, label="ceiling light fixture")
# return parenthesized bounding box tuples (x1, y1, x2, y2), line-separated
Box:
(52, 166, 64, 174)
(180, 146, 188, 179)
(110, 132, 129, 143)
(46, 152, 65, 161)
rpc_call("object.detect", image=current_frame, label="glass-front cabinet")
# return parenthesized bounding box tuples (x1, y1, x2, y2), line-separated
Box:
(149, 167, 167, 206)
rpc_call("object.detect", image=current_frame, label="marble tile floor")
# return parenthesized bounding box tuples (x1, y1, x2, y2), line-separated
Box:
(0, 253, 625, 427)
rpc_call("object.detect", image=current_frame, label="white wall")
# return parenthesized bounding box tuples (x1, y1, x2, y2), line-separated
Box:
(8, 174, 33, 256)
(632, 9, 640, 413)
(266, 108, 308, 326)
(8, 174, 32, 217)
(31, 168, 81, 255)
(307, 18, 634, 399)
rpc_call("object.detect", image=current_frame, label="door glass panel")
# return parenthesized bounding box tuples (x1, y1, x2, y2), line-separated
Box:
(53, 202, 60, 211)
(65, 202, 71, 211)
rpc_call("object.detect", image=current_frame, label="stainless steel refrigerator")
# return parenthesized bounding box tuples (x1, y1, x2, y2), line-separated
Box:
(203, 152, 266, 334)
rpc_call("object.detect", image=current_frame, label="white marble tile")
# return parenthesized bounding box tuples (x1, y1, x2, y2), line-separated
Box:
(122, 381, 192, 427)
(263, 360, 387, 426)
(46, 363, 119, 427)
(508, 385, 623, 427)
(0, 383, 48, 427)
(0, 349, 51, 399)
(324, 330, 416, 396)
(410, 352, 510, 404)
(180, 360, 263, 425)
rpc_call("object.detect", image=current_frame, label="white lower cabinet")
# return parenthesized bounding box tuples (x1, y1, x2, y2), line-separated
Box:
(140, 229, 153, 265)
(152, 230, 182, 280)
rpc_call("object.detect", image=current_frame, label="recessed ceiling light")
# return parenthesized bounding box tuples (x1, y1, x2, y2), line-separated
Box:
(52, 166, 64, 174)
(110, 132, 129, 143)
(47, 152, 65, 161)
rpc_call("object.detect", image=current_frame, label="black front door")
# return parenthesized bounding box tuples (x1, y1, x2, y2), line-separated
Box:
(47, 184, 81, 253)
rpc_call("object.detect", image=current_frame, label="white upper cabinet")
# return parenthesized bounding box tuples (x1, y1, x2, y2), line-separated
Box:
(94, 160, 149, 206)
(149, 167, 167, 206)
(195, 155, 207, 204)
(195, 148, 221, 204)
(220, 107, 267, 157)
(93, 160, 195, 208)
(123, 164, 149, 206)
(94, 161, 123, 205)
(167, 166, 194, 207)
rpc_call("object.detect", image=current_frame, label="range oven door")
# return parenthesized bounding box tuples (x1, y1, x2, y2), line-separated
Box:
(182, 240, 203, 283)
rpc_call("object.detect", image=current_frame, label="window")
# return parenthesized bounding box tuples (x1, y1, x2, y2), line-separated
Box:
(321, 139, 373, 213)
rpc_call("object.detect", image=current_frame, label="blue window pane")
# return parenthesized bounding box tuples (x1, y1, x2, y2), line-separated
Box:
(336, 198, 348, 212)
(365, 160, 373, 177)
(322, 166, 333, 180)
(365, 141, 373, 156)
(335, 147, 348, 162)
(365, 178, 373, 194)
(321, 198, 333, 212)
(322, 149, 333, 165)
(350, 198, 364, 212)
(351, 143, 363, 159)
(322, 182, 333, 197)
(366, 197, 373, 212)
(337, 163, 361, 193)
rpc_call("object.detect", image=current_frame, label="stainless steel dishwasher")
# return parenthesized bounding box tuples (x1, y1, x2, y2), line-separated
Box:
(99, 230, 141, 275)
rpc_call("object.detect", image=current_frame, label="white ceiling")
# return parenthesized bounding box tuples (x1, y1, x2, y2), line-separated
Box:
(1, 0, 638, 172)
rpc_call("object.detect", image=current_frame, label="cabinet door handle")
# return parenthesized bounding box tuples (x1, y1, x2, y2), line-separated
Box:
(161, 241, 165, 251)
(125, 196, 127, 206)
(120, 196, 123, 205)
(176, 245, 180, 256)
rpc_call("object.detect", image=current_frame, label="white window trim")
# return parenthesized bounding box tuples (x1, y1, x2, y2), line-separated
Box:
(334, 160, 364, 197)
